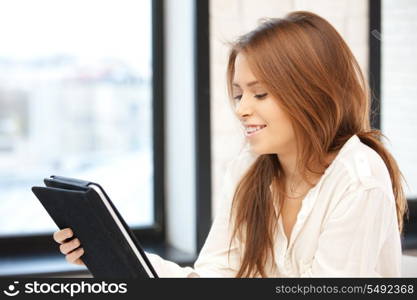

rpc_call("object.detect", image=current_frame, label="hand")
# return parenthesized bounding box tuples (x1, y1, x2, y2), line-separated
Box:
(53, 228, 85, 266)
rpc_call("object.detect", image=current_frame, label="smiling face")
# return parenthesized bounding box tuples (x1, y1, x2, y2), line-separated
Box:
(232, 53, 297, 156)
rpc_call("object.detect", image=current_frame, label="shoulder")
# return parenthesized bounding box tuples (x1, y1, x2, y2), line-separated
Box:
(320, 137, 398, 228)
(324, 135, 395, 207)
(336, 135, 392, 192)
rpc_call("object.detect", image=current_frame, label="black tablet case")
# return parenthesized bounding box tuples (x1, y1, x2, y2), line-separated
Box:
(32, 175, 159, 278)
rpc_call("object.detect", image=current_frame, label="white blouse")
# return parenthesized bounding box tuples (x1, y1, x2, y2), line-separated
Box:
(145, 134, 402, 277)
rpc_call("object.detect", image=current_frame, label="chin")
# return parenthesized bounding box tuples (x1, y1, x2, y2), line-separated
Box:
(249, 145, 271, 156)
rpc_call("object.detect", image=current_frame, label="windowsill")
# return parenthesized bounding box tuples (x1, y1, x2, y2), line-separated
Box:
(3, 234, 415, 278)
(0, 242, 197, 278)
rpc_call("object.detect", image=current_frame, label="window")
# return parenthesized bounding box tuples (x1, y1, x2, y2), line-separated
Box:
(371, 0, 417, 245)
(0, 0, 163, 244)
(380, 0, 417, 201)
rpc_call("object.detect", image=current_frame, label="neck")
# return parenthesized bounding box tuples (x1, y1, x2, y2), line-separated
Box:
(277, 150, 338, 194)
(276, 152, 301, 181)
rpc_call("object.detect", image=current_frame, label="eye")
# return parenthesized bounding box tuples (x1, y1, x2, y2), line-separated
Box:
(255, 93, 268, 99)
(233, 95, 242, 101)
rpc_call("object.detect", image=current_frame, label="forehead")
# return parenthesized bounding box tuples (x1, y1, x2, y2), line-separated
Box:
(232, 53, 260, 88)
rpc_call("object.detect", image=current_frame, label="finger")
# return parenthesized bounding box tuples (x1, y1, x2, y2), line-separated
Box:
(59, 238, 81, 255)
(53, 228, 74, 244)
(66, 247, 85, 264)
(73, 258, 85, 266)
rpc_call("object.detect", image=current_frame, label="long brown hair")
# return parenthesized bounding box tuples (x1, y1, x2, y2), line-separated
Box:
(225, 11, 408, 278)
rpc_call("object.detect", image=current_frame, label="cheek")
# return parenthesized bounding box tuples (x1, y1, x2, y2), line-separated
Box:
(264, 107, 293, 134)
(265, 119, 294, 144)
(263, 111, 295, 146)
(249, 101, 296, 154)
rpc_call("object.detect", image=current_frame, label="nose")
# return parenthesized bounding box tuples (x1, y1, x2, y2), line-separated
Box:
(235, 94, 253, 119)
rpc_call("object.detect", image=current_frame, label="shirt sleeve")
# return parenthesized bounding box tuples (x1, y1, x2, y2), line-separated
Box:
(299, 184, 400, 277)
(145, 152, 254, 277)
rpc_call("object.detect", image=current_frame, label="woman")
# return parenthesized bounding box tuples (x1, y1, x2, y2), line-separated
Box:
(53, 11, 408, 277)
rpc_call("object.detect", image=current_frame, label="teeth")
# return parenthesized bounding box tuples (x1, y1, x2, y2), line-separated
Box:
(246, 125, 265, 133)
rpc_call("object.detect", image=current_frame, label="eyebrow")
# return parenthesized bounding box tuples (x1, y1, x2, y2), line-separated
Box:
(232, 80, 260, 88)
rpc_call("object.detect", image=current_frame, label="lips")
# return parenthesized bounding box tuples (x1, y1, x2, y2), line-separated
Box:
(244, 125, 267, 137)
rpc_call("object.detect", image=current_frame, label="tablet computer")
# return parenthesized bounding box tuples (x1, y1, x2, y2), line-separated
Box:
(32, 175, 159, 278)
